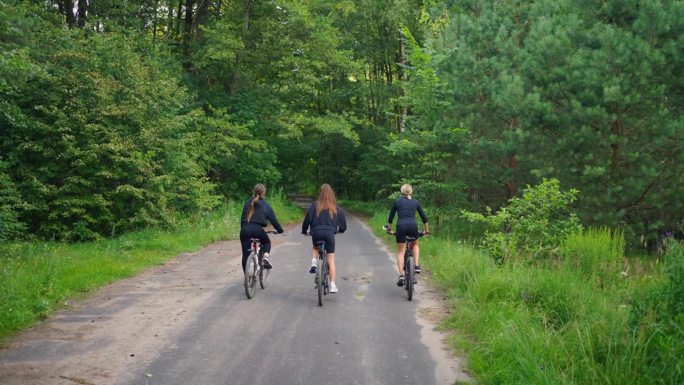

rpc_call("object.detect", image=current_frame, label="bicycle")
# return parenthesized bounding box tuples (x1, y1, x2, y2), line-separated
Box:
(244, 230, 278, 299)
(307, 234, 330, 306)
(383, 225, 427, 301)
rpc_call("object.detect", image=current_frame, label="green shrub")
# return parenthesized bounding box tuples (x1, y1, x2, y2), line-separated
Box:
(462, 178, 583, 263)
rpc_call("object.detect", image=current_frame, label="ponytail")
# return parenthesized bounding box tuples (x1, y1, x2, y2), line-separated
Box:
(246, 183, 266, 222)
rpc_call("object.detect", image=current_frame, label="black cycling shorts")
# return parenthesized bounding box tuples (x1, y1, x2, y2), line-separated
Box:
(312, 230, 336, 253)
(395, 223, 419, 244)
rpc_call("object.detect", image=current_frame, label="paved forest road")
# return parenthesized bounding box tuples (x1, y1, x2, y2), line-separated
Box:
(0, 215, 470, 385)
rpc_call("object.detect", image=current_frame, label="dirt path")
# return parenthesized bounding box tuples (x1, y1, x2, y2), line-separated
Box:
(0, 222, 471, 385)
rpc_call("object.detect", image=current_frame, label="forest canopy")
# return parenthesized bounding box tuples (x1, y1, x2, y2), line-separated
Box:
(1, 0, 682, 245)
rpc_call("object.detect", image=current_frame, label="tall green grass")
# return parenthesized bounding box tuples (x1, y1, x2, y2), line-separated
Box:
(0, 194, 302, 340)
(368, 211, 680, 385)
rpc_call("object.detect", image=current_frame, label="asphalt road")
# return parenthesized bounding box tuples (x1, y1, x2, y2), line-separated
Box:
(0, 214, 469, 385)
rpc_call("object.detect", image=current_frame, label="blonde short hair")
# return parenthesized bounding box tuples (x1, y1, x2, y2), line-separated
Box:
(400, 184, 413, 197)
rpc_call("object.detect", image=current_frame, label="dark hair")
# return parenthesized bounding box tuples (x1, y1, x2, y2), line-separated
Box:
(246, 183, 266, 222)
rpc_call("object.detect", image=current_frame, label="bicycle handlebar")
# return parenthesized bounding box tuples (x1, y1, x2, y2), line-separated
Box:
(382, 224, 429, 237)
(304, 231, 340, 236)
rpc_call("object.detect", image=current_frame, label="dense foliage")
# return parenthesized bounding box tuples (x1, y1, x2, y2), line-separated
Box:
(1, 0, 682, 246)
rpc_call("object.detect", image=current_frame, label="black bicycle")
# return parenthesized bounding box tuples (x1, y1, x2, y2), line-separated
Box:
(384, 226, 426, 301)
(244, 230, 278, 299)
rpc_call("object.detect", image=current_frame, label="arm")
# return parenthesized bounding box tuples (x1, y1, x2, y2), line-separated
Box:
(336, 207, 347, 233)
(266, 204, 284, 233)
(386, 201, 397, 229)
(417, 202, 429, 233)
(302, 204, 314, 234)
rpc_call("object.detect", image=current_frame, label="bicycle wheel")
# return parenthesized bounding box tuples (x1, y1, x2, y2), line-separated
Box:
(244, 254, 257, 299)
(406, 254, 414, 301)
(323, 261, 330, 295)
(259, 263, 269, 289)
(317, 255, 325, 306)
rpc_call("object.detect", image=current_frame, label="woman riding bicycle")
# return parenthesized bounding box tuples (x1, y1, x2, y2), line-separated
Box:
(240, 183, 284, 272)
(302, 183, 347, 293)
(386, 184, 429, 287)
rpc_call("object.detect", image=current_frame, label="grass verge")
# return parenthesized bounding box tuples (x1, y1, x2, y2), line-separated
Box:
(0, 195, 301, 340)
(367, 209, 680, 385)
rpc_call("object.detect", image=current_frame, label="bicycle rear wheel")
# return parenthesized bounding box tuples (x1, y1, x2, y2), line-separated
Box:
(244, 254, 257, 299)
(406, 255, 414, 301)
(317, 255, 325, 306)
(323, 261, 330, 295)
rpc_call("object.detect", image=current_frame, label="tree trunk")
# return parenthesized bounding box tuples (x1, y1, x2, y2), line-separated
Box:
(398, 35, 407, 133)
(182, 0, 195, 64)
(61, 0, 77, 27)
(175, 0, 184, 38)
(229, 0, 253, 95)
(192, 0, 210, 39)
(505, 154, 518, 200)
(184, 0, 194, 37)
(167, 0, 174, 35)
(611, 116, 622, 174)
(77, 0, 87, 28)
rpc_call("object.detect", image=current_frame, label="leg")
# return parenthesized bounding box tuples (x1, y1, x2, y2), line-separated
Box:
(414, 241, 420, 266)
(327, 252, 336, 283)
(308, 247, 318, 273)
(396, 243, 406, 272)
(261, 234, 273, 268)
(240, 237, 251, 271)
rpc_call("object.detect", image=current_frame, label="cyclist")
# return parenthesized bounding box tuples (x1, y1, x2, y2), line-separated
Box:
(240, 183, 284, 272)
(302, 183, 347, 293)
(386, 183, 429, 287)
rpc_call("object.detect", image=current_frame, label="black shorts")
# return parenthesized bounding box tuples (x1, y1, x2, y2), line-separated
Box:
(395, 223, 418, 244)
(312, 230, 336, 253)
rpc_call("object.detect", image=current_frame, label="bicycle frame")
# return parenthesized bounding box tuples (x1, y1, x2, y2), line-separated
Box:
(314, 240, 330, 306)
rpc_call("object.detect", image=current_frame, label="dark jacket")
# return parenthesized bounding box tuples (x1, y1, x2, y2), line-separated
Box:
(241, 197, 284, 233)
(302, 202, 347, 234)
(387, 196, 428, 226)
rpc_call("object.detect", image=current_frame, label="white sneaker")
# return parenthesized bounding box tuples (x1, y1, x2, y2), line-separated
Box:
(329, 282, 338, 293)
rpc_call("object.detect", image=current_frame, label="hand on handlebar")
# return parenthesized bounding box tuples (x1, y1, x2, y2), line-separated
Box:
(382, 224, 395, 235)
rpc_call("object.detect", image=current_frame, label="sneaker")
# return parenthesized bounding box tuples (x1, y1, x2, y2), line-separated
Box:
(397, 275, 405, 287)
(262, 256, 272, 269)
(329, 282, 338, 293)
(309, 264, 317, 274)
(415, 265, 421, 274)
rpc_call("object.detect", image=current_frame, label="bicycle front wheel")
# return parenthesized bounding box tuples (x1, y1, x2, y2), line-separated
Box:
(317, 256, 325, 306)
(406, 255, 414, 301)
(259, 259, 269, 289)
(244, 254, 257, 299)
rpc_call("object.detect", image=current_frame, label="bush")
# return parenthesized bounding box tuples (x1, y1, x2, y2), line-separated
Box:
(462, 178, 583, 263)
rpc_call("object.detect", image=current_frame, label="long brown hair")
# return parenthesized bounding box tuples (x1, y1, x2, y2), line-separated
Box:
(247, 183, 266, 222)
(315, 183, 337, 217)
